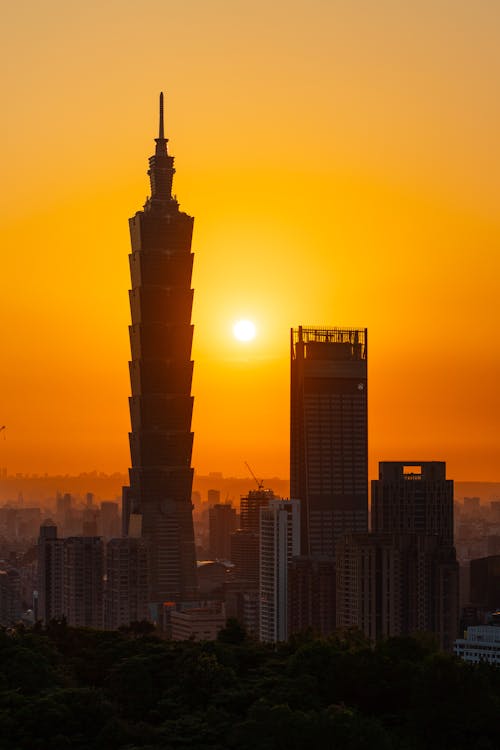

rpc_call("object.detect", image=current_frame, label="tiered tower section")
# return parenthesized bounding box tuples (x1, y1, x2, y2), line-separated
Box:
(127, 94, 198, 605)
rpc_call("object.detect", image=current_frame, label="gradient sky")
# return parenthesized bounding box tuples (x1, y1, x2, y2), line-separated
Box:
(2, 0, 500, 480)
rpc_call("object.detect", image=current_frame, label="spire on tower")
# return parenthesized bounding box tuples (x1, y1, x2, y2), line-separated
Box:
(159, 92, 165, 140)
(147, 92, 176, 206)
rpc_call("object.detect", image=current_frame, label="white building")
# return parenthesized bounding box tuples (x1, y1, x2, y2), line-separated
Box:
(454, 625, 500, 665)
(170, 604, 226, 641)
(259, 499, 300, 642)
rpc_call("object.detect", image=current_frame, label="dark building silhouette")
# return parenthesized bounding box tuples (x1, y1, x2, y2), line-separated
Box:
(37, 521, 64, 624)
(230, 529, 260, 586)
(227, 489, 276, 633)
(372, 462, 454, 546)
(197, 560, 228, 597)
(82, 508, 98, 537)
(470, 555, 500, 611)
(105, 537, 149, 630)
(290, 327, 368, 556)
(360, 461, 459, 650)
(64, 537, 104, 629)
(0, 567, 21, 626)
(288, 556, 336, 637)
(207, 489, 220, 505)
(240, 488, 276, 532)
(336, 532, 459, 651)
(229, 489, 275, 586)
(208, 503, 238, 559)
(124, 94, 198, 608)
(100, 501, 120, 540)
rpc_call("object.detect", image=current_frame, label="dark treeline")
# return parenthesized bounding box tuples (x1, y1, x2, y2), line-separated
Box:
(0, 621, 499, 750)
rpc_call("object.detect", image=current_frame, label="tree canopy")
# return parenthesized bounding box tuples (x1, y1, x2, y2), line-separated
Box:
(0, 621, 498, 749)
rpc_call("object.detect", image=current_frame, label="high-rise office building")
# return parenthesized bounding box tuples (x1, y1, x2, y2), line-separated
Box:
(124, 94, 198, 608)
(371, 462, 454, 546)
(290, 327, 368, 556)
(259, 499, 300, 642)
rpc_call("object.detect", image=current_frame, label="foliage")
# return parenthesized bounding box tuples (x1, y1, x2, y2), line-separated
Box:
(0, 623, 498, 749)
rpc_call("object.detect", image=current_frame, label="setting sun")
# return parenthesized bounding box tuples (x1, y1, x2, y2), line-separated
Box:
(233, 320, 257, 342)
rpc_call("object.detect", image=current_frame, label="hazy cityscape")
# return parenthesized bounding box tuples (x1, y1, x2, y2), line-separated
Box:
(0, 95, 498, 658)
(4, 1, 500, 747)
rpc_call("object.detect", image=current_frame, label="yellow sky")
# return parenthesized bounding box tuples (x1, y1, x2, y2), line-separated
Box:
(2, 0, 500, 480)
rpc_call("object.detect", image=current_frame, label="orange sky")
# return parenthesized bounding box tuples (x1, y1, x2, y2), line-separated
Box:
(2, 0, 500, 480)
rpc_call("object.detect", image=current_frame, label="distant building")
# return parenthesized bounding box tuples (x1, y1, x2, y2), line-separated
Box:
(56, 493, 72, 536)
(290, 327, 368, 556)
(37, 521, 65, 624)
(64, 537, 104, 629)
(463, 496, 481, 516)
(259, 499, 300, 642)
(487, 536, 500, 557)
(16, 508, 41, 539)
(454, 623, 500, 665)
(224, 579, 259, 637)
(490, 501, 500, 523)
(39, 525, 105, 628)
(105, 537, 149, 630)
(209, 503, 238, 559)
(367, 460, 458, 649)
(241, 589, 260, 637)
(100, 502, 120, 540)
(372, 462, 454, 546)
(82, 508, 98, 537)
(170, 604, 226, 641)
(470, 555, 500, 611)
(197, 560, 229, 597)
(207, 489, 220, 505)
(288, 556, 336, 637)
(240, 489, 276, 532)
(226, 488, 276, 631)
(0, 567, 21, 626)
(230, 530, 260, 586)
(336, 533, 459, 651)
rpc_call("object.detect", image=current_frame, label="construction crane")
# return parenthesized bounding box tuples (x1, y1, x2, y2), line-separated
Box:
(244, 461, 264, 491)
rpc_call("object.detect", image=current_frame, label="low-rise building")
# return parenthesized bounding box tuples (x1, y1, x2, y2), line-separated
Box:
(170, 604, 226, 641)
(454, 624, 500, 665)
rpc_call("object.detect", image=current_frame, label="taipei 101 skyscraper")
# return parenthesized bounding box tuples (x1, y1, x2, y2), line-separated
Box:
(125, 94, 198, 607)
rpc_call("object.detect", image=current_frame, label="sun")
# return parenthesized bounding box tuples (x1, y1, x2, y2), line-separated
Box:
(233, 319, 256, 342)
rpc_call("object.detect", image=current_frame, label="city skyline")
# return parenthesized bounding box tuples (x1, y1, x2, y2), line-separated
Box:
(3, 1, 500, 482)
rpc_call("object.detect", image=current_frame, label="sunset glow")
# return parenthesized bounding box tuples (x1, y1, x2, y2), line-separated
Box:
(2, 1, 500, 481)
